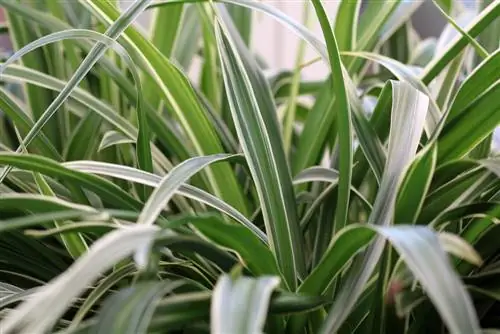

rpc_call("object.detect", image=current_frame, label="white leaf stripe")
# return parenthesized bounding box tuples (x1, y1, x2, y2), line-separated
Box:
(211, 275, 280, 334)
(0, 225, 159, 333)
(137, 154, 238, 226)
(214, 6, 305, 289)
(321, 82, 430, 332)
(62, 160, 266, 243)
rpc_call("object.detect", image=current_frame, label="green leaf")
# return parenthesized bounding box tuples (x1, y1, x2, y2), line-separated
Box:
(434, 202, 500, 228)
(215, 6, 304, 289)
(24, 221, 116, 238)
(299, 224, 375, 296)
(64, 111, 102, 161)
(311, 0, 352, 234)
(438, 232, 483, 267)
(322, 81, 429, 332)
(0, 153, 142, 210)
(70, 264, 137, 328)
(151, 290, 326, 331)
(0, 0, 154, 182)
(418, 164, 487, 224)
(62, 160, 265, 241)
(145, 2, 184, 110)
(0, 194, 95, 218)
(136, 153, 239, 225)
(348, 0, 401, 74)
(0, 0, 191, 164)
(0, 89, 61, 160)
(432, 0, 489, 59)
(226, 3, 252, 46)
(334, 0, 361, 52)
(211, 275, 280, 334)
(188, 215, 278, 277)
(172, 4, 201, 70)
(98, 131, 135, 152)
(1, 63, 175, 172)
(293, 84, 335, 175)
(0, 225, 159, 333)
(91, 281, 184, 334)
(198, 3, 222, 110)
(343, 51, 441, 135)
(283, 1, 310, 156)
(318, 226, 480, 334)
(83, 0, 249, 216)
(438, 80, 500, 163)
(395, 145, 437, 224)
(444, 49, 500, 126)
(32, 170, 88, 259)
(150, 291, 211, 331)
(5, 6, 61, 151)
(421, 0, 500, 84)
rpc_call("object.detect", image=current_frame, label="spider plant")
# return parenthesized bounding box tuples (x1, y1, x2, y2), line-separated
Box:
(0, 0, 499, 333)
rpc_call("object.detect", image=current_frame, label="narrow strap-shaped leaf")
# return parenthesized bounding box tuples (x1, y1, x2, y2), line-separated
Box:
(0, 89, 60, 160)
(421, 0, 500, 84)
(298, 224, 375, 297)
(348, 0, 401, 74)
(68, 264, 137, 329)
(4, 6, 61, 150)
(0, 225, 159, 334)
(321, 82, 429, 332)
(1, 64, 175, 172)
(152, 290, 326, 329)
(198, 3, 222, 110)
(98, 131, 134, 152)
(83, 0, 249, 216)
(317, 225, 480, 334)
(91, 281, 184, 334)
(137, 154, 239, 226)
(0, 1, 191, 163)
(0, 153, 142, 210)
(226, 3, 252, 46)
(62, 160, 265, 242)
(438, 81, 500, 162)
(159, 1, 386, 185)
(64, 111, 102, 161)
(172, 4, 201, 70)
(432, 0, 489, 59)
(188, 215, 279, 277)
(334, 0, 361, 52)
(311, 0, 353, 234)
(0, 194, 96, 218)
(293, 166, 339, 184)
(445, 49, 500, 126)
(0, 0, 153, 183)
(283, 1, 310, 155)
(32, 172, 88, 259)
(145, 2, 184, 110)
(214, 6, 304, 289)
(418, 167, 487, 224)
(211, 275, 280, 334)
(0, 26, 152, 197)
(395, 145, 438, 224)
(343, 51, 442, 135)
(293, 84, 335, 175)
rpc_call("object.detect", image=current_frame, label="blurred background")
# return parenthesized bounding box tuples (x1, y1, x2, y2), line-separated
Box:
(118, 0, 466, 80)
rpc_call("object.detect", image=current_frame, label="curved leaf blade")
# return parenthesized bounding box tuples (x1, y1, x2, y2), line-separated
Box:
(211, 275, 280, 334)
(215, 6, 304, 289)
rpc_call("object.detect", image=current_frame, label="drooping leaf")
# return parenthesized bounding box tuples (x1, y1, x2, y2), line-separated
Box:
(211, 274, 280, 334)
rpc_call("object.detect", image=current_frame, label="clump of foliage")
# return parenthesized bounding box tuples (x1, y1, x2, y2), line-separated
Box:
(0, 0, 499, 333)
